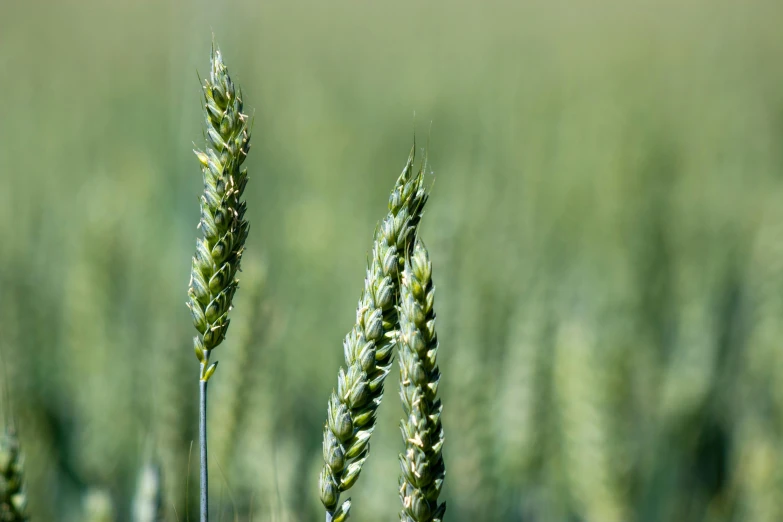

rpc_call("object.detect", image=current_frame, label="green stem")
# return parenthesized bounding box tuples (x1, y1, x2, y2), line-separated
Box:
(200, 368, 209, 522)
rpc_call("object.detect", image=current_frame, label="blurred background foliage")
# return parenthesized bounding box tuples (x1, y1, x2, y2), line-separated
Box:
(1, 0, 783, 520)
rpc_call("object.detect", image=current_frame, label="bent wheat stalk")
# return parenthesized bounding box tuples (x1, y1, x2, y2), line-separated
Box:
(319, 147, 428, 522)
(187, 44, 251, 522)
(397, 238, 446, 522)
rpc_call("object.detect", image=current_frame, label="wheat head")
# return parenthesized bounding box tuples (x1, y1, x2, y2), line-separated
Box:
(397, 238, 446, 522)
(82, 489, 115, 522)
(0, 428, 27, 522)
(188, 43, 251, 522)
(132, 462, 164, 522)
(188, 45, 251, 378)
(319, 146, 428, 521)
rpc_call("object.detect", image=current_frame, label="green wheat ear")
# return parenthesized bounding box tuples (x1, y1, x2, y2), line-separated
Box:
(187, 43, 251, 522)
(132, 461, 163, 522)
(0, 428, 28, 522)
(397, 238, 446, 522)
(82, 489, 115, 522)
(319, 146, 429, 522)
(188, 44, 251, 374)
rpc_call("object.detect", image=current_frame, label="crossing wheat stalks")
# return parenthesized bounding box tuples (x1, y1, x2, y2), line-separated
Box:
(187, 43, 251, 522)
(319, 146, 428, 522)
(397, 239, 446, 522)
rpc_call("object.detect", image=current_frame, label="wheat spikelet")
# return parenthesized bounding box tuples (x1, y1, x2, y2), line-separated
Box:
(82, 489, 115, 522)
(132, 462, 164, 522)
(187, 43, 251, 522)
(188, 43, 251, 380)
(732, 419, 783, 522)
(492, 289, 551, 519)
(494, 292, 548, 476)
(229, 280, 288, 519)
(730, 200, 783, 521)
(396, 239, 446, 522)
(319, 146, 428, 521)
(210, 264, 267, 470)
(440, 282, 496, 520)
(150, 318, 191, 520)
(62, 241, 135, 484)
(658, 277, 719, 424)
(0, 429, 27, 522)
(553, 315, 627, 522)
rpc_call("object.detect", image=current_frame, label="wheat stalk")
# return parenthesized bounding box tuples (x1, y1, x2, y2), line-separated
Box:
(319, 146, 428, 522)
(187, 43, 251, 522)
(0, 428, 27, 522)
(396, 238, 446, 522)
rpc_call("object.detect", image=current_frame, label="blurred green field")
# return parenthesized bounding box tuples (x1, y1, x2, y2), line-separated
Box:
(2, 0, 783, 520)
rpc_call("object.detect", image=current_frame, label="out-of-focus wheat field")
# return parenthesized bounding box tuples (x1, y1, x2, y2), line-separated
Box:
(1, 0, 783, 520)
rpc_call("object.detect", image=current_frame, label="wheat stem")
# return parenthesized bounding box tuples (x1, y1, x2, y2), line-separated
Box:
(397, 238, 446, 522)
(187, 43, 251, 522)
(199, 365, 209, 522)
(319, 145, 428, 521)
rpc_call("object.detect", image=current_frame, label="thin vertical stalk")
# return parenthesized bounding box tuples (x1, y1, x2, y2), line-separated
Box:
(200, 374, 209, 522)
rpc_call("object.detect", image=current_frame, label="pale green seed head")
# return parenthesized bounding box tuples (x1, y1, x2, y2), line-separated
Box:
(0, 429, 27, 522)
(397, 239, 446, 522)
(187, 46, 251, 379)
(319, 145, 430, 519)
